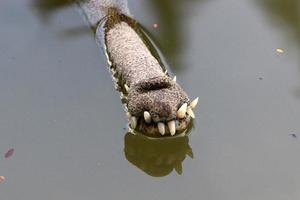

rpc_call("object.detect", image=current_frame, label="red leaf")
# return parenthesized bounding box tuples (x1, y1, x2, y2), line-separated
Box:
(5, 148, 14, 158)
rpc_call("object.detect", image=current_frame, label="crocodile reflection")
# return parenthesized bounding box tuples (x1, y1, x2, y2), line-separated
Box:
(124, 133, 193, 177)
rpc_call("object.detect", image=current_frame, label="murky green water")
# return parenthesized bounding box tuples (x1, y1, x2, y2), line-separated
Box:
(1, 0, 300, 199)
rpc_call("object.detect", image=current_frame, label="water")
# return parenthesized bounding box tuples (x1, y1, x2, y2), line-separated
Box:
(1, 0, 300, 199)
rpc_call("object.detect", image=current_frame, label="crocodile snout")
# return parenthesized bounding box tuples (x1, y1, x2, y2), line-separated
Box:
(126, 75, 198, 137)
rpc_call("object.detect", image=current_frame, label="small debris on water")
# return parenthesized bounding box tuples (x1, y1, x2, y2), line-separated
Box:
(0, 176, 6, 182)
(259, 77, 263, 80)
(290, 133, 297, 138)
(276, 48, 284, 53)
(5, 148, 14, 158)
(153, 23, 159, 29)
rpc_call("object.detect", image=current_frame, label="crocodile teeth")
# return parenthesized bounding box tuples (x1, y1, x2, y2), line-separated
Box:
(126, 112, 131, 119)
(104, 52, 112, 65)
(177, 103, 187, 119)
(187, 106, 195, 119)
(130, 131, 137, 135)
(168, 120, 176, 136)
(190, 97, 199, 109)
(144, 111, 151, 123)
(172, 76, 177, 82)
(130, 117, 137, 129)
(174, 163, 183, 175)
(158, 122, 165, 135)
(124, 84, 129, 93)
(187, 146, 194, 158)
(164, 70, 168, 74)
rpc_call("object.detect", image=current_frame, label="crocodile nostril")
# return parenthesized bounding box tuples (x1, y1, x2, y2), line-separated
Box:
(137, 76, 172, 92)
(142, 82, 169, 91)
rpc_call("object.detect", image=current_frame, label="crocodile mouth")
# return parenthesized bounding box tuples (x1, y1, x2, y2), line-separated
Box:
(128, 113, 195, 138)
(123, 76, 198, 138)
(125, 98, 197, 138)
(115, 74, 198, 138)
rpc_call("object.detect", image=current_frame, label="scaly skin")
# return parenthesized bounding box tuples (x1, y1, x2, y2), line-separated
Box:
(104, 10, 196, 137)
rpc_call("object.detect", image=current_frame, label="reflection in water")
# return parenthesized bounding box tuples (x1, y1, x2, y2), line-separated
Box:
(255, 0, 300, 96)
(31, 0, 72, 21)
(32, 0, 205, 71)
(149, 0, 183, 70)
(124, 133, 193, 177)
(32, 0, 93, 38)
(149, 0, 205, 71)
(255, 0, 300, 44)
(60, 26, 92, 38)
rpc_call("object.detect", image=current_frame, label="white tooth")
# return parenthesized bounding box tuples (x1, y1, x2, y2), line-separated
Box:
(164, 70, 168, 74)
(105, 52, 112, 65)
(124, 84, 129, 92)
(130, 117, 137, 129)
(174, 163, 183, 175)
(177, 103, 187, 119)
(168, 120, 176, 136)
(130, 131, 137, 135)
(190, 97, 199, 109)
(126, 112, 131, 118)
(172, 76, 177, 82)
(158, 122, 165, 135)
(144, 111, 151, 123)
(187, 107, 195, 119)
(187, 146, 194, 158)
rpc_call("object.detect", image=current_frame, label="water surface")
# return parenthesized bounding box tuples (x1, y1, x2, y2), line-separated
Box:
(1, 0, 300, 199)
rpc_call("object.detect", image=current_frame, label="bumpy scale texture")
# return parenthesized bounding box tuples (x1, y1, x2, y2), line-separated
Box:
(106, 22, 189, 123)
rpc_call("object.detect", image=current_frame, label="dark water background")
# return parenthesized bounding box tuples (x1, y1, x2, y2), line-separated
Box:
(1, 0, 300, 199)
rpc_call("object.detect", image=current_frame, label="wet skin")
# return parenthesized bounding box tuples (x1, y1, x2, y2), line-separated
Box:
(103, 9, 198, 137)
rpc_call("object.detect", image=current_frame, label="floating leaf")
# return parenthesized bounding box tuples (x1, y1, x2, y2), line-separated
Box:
(5, 148, 14, 158)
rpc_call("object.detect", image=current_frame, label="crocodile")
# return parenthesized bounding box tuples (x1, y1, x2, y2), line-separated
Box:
(77, 0, 198, 137)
